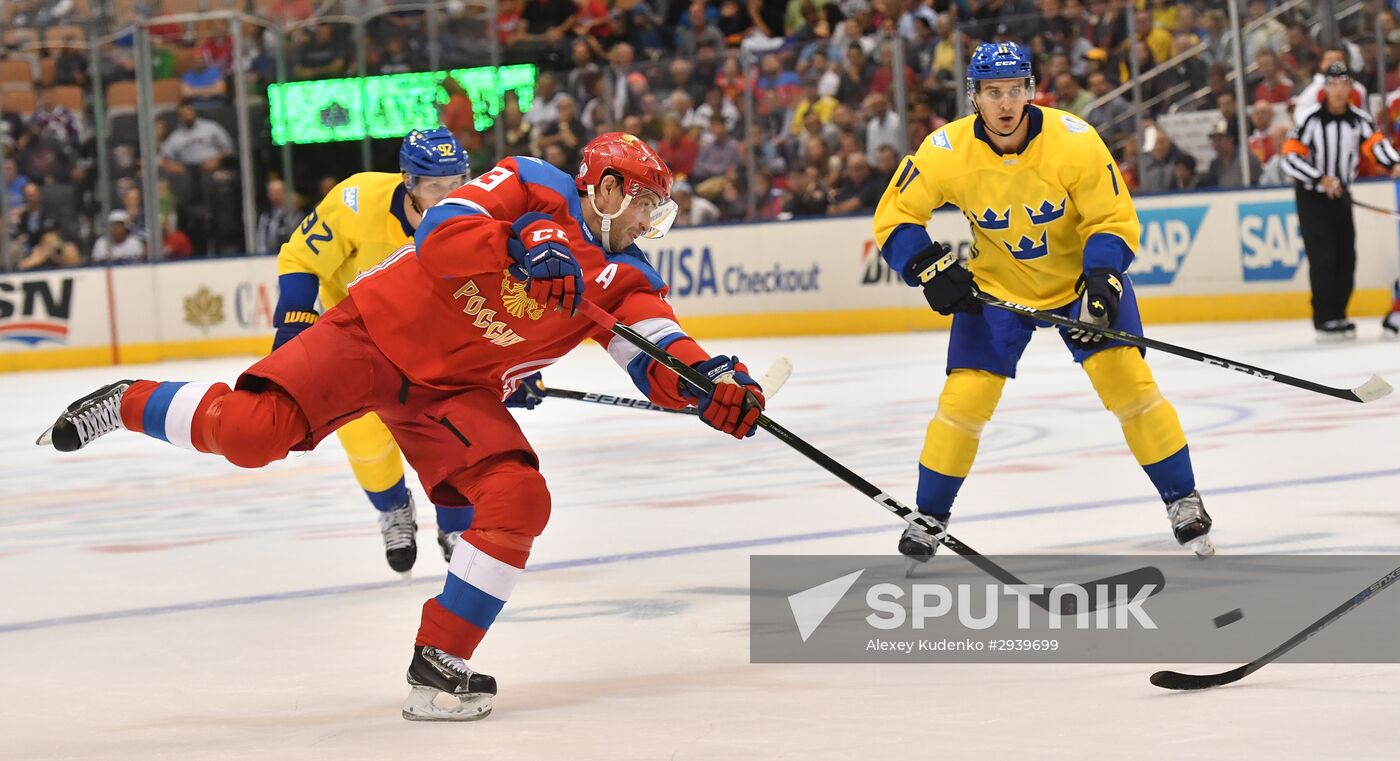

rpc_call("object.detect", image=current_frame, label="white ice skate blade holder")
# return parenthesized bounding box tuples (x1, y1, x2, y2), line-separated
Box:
(401, 685, 493, 722)
(1352, 375, 1393, 404)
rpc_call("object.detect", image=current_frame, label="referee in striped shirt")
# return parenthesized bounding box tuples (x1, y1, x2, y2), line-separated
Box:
(1281, 62, 1400, 342)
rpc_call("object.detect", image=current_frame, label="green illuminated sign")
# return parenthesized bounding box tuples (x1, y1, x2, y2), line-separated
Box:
(268, 64, 536, 145)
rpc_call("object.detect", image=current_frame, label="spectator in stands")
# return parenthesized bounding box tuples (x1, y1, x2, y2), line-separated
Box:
(52, 37, 89, 88)
(160, 101, 235, 180)
(3, 158, 26, 210)
(160, 100, 237, 254)
(293, 23, 349, 80)
(527, 73, 564, 132)
(536, 94, 586, 166)
(676, 2, 726, 59)
(267, 0, 314, 29)
(1253, 50, 1295, 104)
(374, 36, 416, 75)
(1249, 99, 1282, 163)
(29, 90, 82, 151)
(1294, 48, 1366, 122)
(439, 77, 480, 154)
(180, 53, 229, 108)
(1170, 153, 1201, 191)
(1168, 32, 1208, 93)
(1085, 70, 1130, 144)
(1256, 122, 1292, 186)
(656, 116, 699, 179)
(1204, 118, 1260, 189)
(782, 165, 830, 219)
(874, 144, 899, 187)
(255, 178, 298, 256)
(1136, 126, 1181, 194)
(1242, 0, 1287, 64)
(692, 114, 741, 184)
(196, 20, 235, 74)
(8, 181, 73, 265)
(519, 0, 576, 58)
(14, 217, 81, 270)
(565, 38, 605, 105)
(863, 92, 901, 164)
(14, 121, 71, 186)
(672, 180, 721, 227)
(496, 0, 527, 47)
(838, 45, 873, 106)
(829, 152, 882, 214)
(1136, 8, 1174, 66)
(317, 175, 339, 199)
(690, 87, 740, 134)
(1055, 72, 1093, 117)
(122, 185, 147, 239)
(498, 98, 537, 156)
(91, 210, 146, 264)
(1216, 90, 1239, 131)
(868, 41, 916, 99)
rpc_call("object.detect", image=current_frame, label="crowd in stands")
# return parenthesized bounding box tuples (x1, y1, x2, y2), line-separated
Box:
(4, 0, 1400, 271)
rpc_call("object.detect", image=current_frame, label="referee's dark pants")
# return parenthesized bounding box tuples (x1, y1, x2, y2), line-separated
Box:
(1294, 185, 1357, 328)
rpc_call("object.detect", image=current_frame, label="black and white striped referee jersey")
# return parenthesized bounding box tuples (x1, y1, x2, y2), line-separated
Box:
(1281, 100, 1400, 191)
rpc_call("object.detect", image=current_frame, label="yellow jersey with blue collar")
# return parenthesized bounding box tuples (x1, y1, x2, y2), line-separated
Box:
(277, 171, 417, 310)
(873, 105, 1139, 310)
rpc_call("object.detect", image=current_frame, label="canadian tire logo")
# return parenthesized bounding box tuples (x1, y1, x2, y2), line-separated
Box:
(0, 276, 74, 346)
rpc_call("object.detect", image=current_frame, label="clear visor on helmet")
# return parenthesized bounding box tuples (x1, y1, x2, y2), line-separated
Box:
(624, 188, 679, 239)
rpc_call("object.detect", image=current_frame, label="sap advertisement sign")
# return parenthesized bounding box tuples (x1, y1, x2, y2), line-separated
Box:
(1130, 206, 1210, 286)
(1237, 201, 1304, 282)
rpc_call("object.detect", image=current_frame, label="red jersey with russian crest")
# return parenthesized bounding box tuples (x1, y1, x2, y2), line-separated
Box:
(347, 156, 709, 408)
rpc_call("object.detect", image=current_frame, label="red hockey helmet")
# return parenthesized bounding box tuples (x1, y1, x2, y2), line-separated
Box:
(576, 132, 678, 245)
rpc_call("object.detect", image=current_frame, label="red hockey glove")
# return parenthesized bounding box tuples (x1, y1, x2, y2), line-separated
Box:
(680, 356, 766, 439)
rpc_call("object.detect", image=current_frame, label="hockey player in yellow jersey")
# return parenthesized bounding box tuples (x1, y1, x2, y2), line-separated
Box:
(273, 127, 545, 574)
(873, 43, 1213, 562)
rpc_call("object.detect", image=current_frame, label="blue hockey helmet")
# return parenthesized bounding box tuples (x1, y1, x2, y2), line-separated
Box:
(966, 42, 1034, 86)
(399, 127, 469, 179)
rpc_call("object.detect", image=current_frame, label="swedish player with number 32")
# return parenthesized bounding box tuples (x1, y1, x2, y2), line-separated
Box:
(873, 43, 1214, 565)
(37, 133, 766, 721)
(272, 127, 553, 577)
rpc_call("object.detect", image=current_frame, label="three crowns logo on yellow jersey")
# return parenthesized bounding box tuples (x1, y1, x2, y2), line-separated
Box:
(1003, 232, 1048, 260)
(1026, 198, 1067, 225)
(971, 207, 1011, 230)
(499, 270, 546, 320)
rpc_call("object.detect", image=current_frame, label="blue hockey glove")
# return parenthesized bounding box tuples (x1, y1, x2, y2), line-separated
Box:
(507, 212, 583, 316)
(504, 372, 546, 410)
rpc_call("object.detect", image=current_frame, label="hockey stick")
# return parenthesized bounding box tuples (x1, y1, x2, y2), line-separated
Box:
(1349, 197, 1400, 220)
(577, 299, 1165, 614)
(541, 358, 794, 416)
(975, 293, 1392, 404)
(1150, 564, 1400, 690)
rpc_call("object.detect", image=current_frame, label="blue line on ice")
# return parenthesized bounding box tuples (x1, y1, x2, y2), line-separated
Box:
(3, 465, 1398, 635)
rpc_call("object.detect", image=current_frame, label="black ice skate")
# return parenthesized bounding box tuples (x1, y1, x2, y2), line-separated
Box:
(437, 529, 461, 562)
(402, 645, 497, 722)
(1382, 311, 1399, 341)
(379, 494, 418, 577)
(1315, 319, 1357, 344)
(1166, 491, 1214, 558)
(36, 380, 134, 452)
(897, 517, 947, 577)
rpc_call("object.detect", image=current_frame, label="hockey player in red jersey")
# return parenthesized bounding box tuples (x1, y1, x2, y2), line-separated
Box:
(37, 133, 766, 722)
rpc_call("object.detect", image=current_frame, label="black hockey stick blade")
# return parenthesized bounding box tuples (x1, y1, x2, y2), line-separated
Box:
(976, 294, 1393, 404)
(1149, 665, 1251, 691)
(1150, 564, 1400, 691)
(576, 300, 1163, 614)
(1031, 565, 1167, 616)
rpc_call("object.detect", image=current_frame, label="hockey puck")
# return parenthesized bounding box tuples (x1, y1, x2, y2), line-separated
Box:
(1213, 608, 1244, 628)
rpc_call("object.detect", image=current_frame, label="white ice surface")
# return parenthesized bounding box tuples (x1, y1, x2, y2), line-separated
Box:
(3, 320, 1399, 759)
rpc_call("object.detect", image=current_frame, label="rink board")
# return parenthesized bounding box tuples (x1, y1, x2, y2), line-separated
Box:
(2, 181, 1398, 372)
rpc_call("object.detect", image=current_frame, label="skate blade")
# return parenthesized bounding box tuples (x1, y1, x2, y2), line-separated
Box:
(1186, 535, 1215, 558)
(401, 685, 492, 722)
(35, 425, 54, 447)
